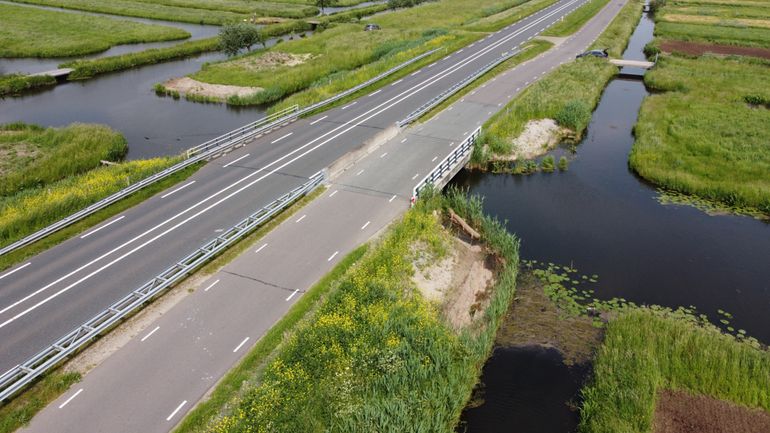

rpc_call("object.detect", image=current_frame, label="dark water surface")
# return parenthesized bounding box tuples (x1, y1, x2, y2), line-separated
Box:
(455, 9, 769, 433)
(458, 347, 590, 433)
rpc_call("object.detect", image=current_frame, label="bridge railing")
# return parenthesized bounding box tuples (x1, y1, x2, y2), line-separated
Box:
(412, 127, 481, 201)
(0, 47, 440, 258)
(0, 171, 325, 402)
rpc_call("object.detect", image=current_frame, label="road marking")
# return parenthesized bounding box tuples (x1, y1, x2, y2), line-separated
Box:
(59, 389, 83, 409)
(329, 190, 338, 197)
(0, 0, 585, 325)
(460, 98, 464, 102)
(428, 62, 437, 67)
(203, 279, 220, 292)
(255, 243, 268, 253)
(222, 153, 250, 168)
(411, 70, 421, 76)
(458, 49, 464, 53)
(389, 195, 397, 203)
(0, 262, 31, 280)
(401, 138, 407, 143)
(391, 79, 403, 86)
(447, 106, 453, 111)
(431, 156, 438, 162)
(271, 132, 293, 144)
(80, 216, 126, 239)
(380, 152, 388, 158)
(166, 400, 187, 421)
(233, 337, 250, 353)
(369, 89, 382, 96)
(309, 115, 327, 125)
(160, 181, 196, 199)
(286, 289, 299, 302)
(361, 221, 370, 230)
(141, 326, 160, 342)
(327, 251, 339, 261)
(341, 102, 357, 110)
(295, 214, 306, 223)
(516, 87, 521, 91)
(498, 103, 502, 107)
(412, 173, 419, 180)
(488, 111, 493, 115)
(450, 142, 455, 146)
(356, 169, 364, 176)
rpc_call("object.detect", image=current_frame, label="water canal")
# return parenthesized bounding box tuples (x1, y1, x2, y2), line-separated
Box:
(455, 9, 770, 433)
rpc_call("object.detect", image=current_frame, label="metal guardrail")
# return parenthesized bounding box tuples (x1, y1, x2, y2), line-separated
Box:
(0, 47, 440, 258)
(397, 49, 520, 127)
(0, 171, 325, 402)
(412, 127, 481, 200)
(185, 104, 299, 158)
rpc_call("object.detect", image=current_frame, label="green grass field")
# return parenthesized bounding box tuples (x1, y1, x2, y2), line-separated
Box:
(0, 122, 127, 196)
(652, 0, 770, 48)
(631, 55, 770, 214)
(7, 0, 318, 25)
(580, 308, 770, 432)
(478, 0, 644, 159)
(0, 74, 56, 96)
(543, 0, 611, 37)
(180, 189, 519, 432)
(191, 0, 563, 106)
(0, 3, 189, 57)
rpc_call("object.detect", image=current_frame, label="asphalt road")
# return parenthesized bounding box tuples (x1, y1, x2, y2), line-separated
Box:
(11, 0, 630, 430)
(0, 0, 595, 375)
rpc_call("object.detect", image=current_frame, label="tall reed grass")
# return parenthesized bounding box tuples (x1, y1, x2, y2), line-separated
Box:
(208, 189, 519, 432)
(0, 74, 56, 96)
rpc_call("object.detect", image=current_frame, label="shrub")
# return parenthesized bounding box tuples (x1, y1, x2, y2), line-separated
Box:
(558, 156, 569, 171)
(540, 155, 555, 172)
(555, 99, 591, 131)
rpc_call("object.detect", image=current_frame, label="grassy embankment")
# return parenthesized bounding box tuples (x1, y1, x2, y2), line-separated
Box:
(516, 262, 769, 432)
(580, 309, 770, 432)
(0, 74, 56, 97)
(541, 0, 611, 37)
(474, 0, 644, 163)
(7, 0, 318, 25)
(0, 3, 189, 57)
(190, 0, 565, 108)
(629, 0, 770, 216)
(176, 189, 520, 432)
(0, 123, 189, 271)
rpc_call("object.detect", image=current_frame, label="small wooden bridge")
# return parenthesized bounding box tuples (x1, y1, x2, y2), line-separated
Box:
(609, 59, 655, 69)
(30, 68, 73, 79)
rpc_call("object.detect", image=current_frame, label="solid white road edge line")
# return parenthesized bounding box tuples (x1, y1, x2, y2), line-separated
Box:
(58, 388, 83, 409)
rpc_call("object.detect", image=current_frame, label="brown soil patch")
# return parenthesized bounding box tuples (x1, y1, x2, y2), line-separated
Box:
(163, 77, 262, 100)
(654, 389, 770, 433)
(412, 223, 496, 329)
(495, 272, 602, 365)
(232, 51, 313, 72)
(659, 40, 770, 60)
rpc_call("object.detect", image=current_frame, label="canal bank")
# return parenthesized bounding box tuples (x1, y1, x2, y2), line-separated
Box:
(453, 6, 770, 432)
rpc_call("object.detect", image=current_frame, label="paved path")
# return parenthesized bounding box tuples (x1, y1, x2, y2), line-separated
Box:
(18, 0, 629, 431)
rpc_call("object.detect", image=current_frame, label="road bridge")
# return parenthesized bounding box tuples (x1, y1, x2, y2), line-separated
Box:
(5, 0, 631, 430)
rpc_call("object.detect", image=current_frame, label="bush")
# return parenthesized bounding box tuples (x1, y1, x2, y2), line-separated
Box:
(555, 99, 591, 131)
(540, 155, 555, 172)
(558, 156, 569, 171)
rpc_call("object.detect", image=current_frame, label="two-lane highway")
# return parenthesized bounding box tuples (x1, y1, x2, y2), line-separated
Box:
(16, 0, 632, 430)
(1, 0, 590, 383)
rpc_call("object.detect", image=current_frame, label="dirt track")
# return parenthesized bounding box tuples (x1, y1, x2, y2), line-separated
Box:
(660, 40, 770, 60)
(654, 389, 770, 433)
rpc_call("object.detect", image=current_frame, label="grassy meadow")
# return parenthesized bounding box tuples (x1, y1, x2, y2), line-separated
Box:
(192, 0, 564, 106)
(0, 122, 127, 196)
(7, 0, 318, 25)
(0, 122, 184, 254)
(542, 0, 611, 37)
(631, 55, 770, 214)
(0, 3, 190, 57)
(653, 0, 770, 48)
(178, 189, 520, 432)
(0, 74, 56, 96)
(580, 308, 770, 432)
(477, 0, 643, 158)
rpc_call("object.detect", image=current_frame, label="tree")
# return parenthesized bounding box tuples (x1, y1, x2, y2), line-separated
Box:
(316, 0, 334, 15)
(219, 23, 264, 57)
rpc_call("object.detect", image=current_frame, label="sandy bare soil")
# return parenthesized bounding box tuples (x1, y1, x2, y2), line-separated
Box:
(660, 40, 770, 60)
(496, 118, 568, 161)
(232, 51, 313, 72)
(654, 389, 770, 433)
(412, 227, 495, 329)
(163, 77, 262, 101)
